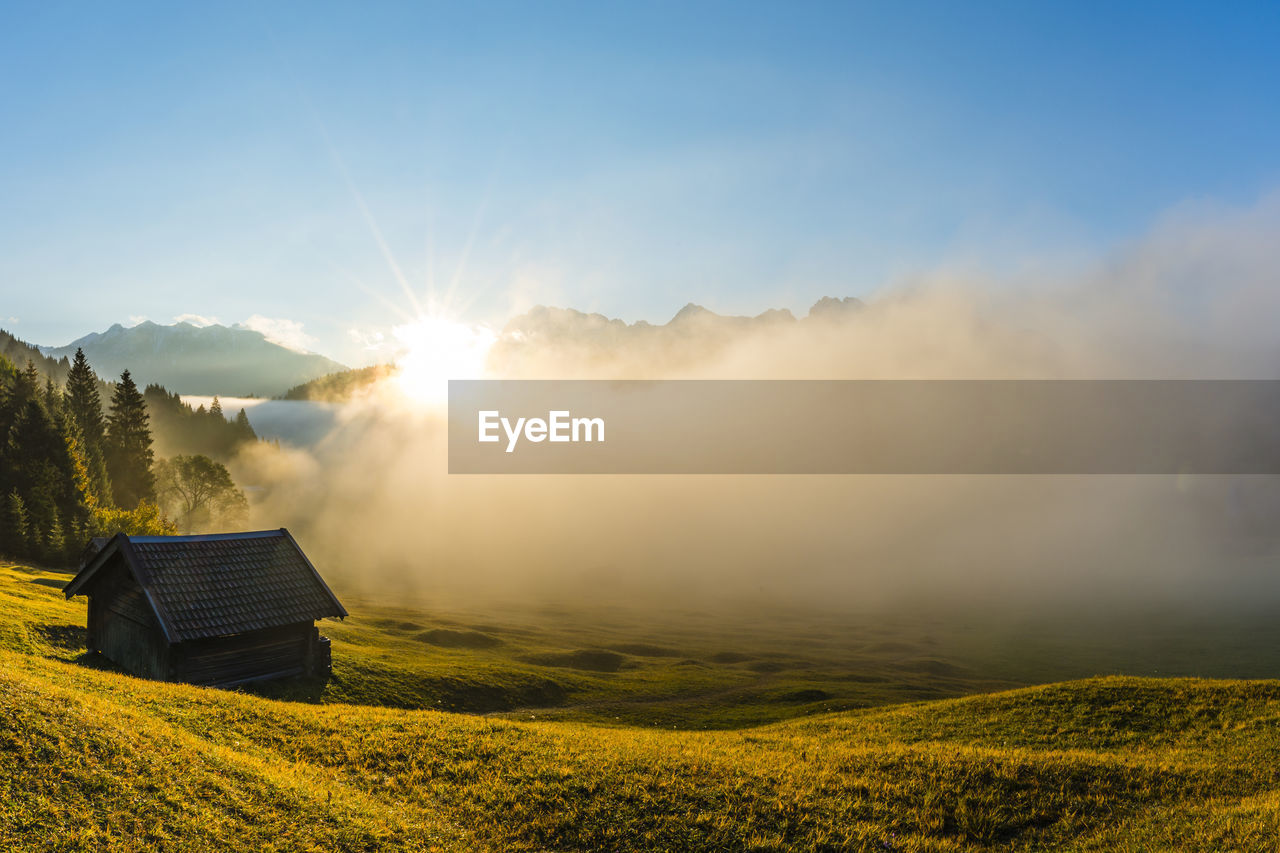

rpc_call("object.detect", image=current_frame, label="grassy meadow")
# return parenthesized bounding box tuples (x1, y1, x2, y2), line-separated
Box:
(3, 559, 1280, 851)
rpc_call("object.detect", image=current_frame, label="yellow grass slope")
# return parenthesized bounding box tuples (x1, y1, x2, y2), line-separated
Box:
(2, 560, 1279, 852)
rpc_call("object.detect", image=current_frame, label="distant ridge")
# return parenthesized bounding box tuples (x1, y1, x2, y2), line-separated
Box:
(2, 328, 71, 383)
(42, 321, 347, 397)
(503, 296, 862, 339)
(487, 297, 864, 375)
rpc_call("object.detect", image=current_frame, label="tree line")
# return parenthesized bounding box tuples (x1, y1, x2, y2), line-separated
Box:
(0, 347, 257, 564)
(146, 386, 258, 459)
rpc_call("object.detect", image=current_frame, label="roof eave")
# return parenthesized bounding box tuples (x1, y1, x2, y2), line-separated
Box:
(116, 535, 179, 645)
(62, 532, 125, 599)
(280, 527, 349, 619)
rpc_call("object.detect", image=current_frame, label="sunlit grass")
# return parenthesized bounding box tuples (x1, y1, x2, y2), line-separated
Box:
(3, 560, 1280, 851)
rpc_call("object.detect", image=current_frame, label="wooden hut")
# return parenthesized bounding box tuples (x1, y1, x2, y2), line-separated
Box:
(63, 529, 347, 687)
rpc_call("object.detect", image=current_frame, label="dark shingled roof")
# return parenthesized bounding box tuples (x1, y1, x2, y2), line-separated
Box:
(64, 529, 347, 642)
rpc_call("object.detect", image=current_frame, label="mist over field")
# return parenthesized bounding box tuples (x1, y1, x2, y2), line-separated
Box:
(228, 197, 1280, 619)
(10, 5, 1280, 848)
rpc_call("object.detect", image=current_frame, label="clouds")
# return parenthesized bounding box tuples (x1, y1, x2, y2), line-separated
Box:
(347, 327, 389, 353)
(152, 312, 326, 355)
(240, 315, 317, 354)
(173, 313, 219, 327)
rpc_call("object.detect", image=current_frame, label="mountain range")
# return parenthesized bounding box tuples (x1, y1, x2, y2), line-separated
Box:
(32, 297, 864, 396)
(41, 321, 347, 397)
(486, 296, 865, 377)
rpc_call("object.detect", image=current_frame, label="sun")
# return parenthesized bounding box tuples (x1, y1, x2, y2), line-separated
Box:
(391, 313, 496, 405)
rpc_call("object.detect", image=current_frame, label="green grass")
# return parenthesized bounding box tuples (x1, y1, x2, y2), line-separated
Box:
(244, 590, 1019, 728)
(3, 560, 1280, 851)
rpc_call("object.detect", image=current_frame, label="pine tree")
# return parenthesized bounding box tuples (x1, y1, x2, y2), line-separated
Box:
(41, 504, 65, 562)
(43, 377, 60, 413)
(106, 370, 156, 509)
(210, 396, 223, 419)
(64, 348, 111, 503)
(0, 490, 28, 558)
(234, 408, 257, 443)
(0, 360, 42, 461)
(65, 348, 106, 451)
(7, 396, 88, 553)
(12, 360, 39, 408)
(64, 415, 109, 519)
(6, 400, 58, 555)
(21, 360, 39, 391)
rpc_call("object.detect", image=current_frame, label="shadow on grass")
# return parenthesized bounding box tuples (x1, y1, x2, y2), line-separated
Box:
(29, 577, 69, 589)
(68, 649, 130, 675)
(417, 628, 503, 649)
(35, 623, 87, 653)
(240, 675, 331, 703)
(521, 649, 630, 672)
(1, 560, 74, 578)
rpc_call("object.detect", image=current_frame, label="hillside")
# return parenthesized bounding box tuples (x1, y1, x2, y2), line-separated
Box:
(280, 363, 397, 402)
(2, 561, 1279, 851)
(42, 321, 347, 397)
(2, 328, 71, 384)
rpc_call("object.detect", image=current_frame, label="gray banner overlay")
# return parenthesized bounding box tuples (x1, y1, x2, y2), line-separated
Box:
(448, 380, 1280, 474)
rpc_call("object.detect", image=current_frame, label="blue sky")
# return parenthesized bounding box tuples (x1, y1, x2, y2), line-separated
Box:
(3, 1, 1279, 365)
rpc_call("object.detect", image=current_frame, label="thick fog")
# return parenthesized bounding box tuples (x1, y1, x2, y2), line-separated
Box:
(230, 195, 1280, 615)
